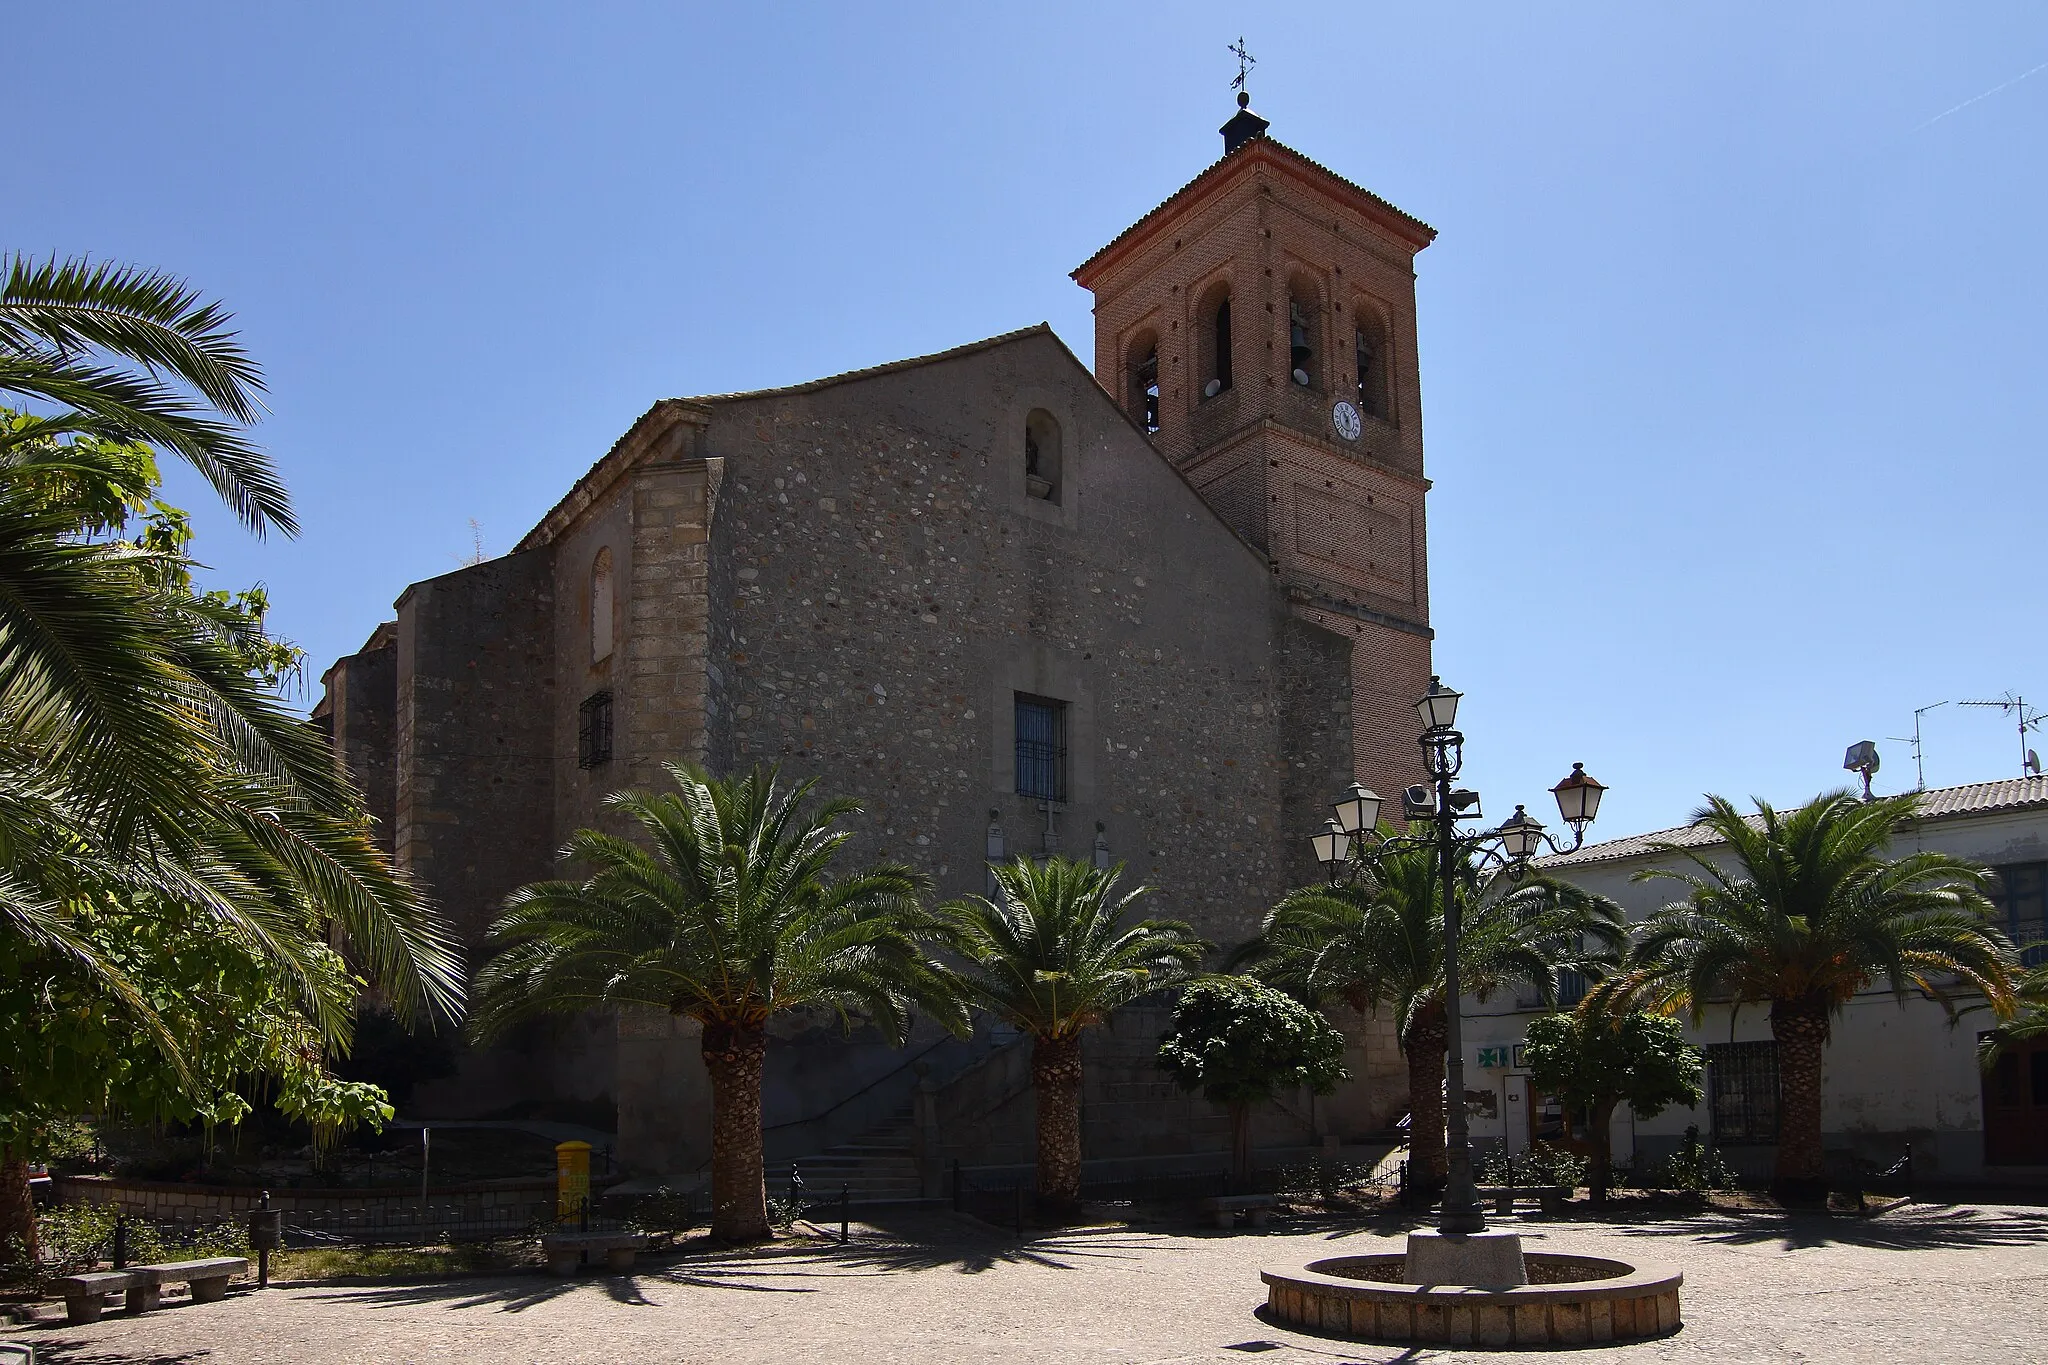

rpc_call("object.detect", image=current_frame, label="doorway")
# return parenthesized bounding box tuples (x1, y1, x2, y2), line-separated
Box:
(1984, 1035, 2048, 1166)
(1503, 1076, 1530, 1157)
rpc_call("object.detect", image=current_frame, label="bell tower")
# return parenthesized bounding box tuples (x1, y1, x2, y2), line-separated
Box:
(1073, 93, 1438, 801)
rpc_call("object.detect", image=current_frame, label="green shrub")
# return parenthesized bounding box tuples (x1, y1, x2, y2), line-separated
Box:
(1477, 1141, 1588, 1190)
(1651, 1126, 1738, 1191)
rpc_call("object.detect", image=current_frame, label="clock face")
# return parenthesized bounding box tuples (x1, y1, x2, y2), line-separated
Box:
(1331, 400, 1362, 442)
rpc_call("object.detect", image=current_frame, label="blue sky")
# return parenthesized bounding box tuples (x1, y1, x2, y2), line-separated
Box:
(13, 2, 2046, 839)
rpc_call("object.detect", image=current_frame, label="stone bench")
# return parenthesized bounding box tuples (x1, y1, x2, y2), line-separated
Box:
(56, 1258, 248, 1323)
(125, 1258, 249, 1313)
(540, 1231, 648, 1275)
(1198, 1194, 1278, 1230)
(54, 1270, 136, 1325)
(1478, 1184, 1569, 1215)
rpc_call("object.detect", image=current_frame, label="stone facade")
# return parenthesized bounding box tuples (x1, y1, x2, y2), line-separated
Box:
(319, 107, 1440, 1175)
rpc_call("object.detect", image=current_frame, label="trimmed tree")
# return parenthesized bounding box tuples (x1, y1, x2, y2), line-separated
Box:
(1156, 977, 1346, 1185)
(1601, 790, 2017, 1199)
(940, 857, 1206, 1213)
(1521, 1008, 1704, 1201)
(1236, 834, 1626, 1189)
(470, 764, 964, 1243)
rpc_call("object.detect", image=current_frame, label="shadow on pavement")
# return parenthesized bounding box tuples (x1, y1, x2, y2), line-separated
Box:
(1601, 1201, 2048, 1252)
(37, 1347, 209, 1365)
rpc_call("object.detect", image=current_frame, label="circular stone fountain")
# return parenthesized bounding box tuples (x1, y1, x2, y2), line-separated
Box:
(1262, 1232, 1682, 1348)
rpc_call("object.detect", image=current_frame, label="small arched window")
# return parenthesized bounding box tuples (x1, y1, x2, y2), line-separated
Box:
(1288, 278, 1321, 389)
(1024, 409, 1063, 504)
(1354, 304, 1392, 420)
(590, 546, 614, 664)
(1127, 331, 1160, 434)
(1197, 284, 1233, 400)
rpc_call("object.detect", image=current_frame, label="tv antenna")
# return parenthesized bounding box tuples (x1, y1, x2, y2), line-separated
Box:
(1960, 692, 2045, 777)
(1887, 700, 1947, 791)
(1842, 740, 1881, 801)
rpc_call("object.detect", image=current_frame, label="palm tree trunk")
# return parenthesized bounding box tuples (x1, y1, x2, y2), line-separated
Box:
(1033, 1031, 1084, 1213)
(1, 1145, 35, 1262)
(1770, 995, 1831, 1200)
(1587, 1099, 1618, 1204)
(1404, 1004, 1449, 1187)
(1229, 1101, 1253, 1189)
(701, 1020, 771, 1243)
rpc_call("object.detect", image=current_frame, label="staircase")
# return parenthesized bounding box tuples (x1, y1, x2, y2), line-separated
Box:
(786, 1113, 927, 1206)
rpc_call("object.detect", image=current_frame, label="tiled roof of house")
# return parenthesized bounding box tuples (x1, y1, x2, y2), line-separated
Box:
(1071, 135, 1436, 283)
(1536, 775, 2048, 869)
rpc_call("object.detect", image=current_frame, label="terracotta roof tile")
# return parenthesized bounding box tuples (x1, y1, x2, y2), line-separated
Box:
(1072, 136, 1435, 283)
(1536, 776, 2048, 869)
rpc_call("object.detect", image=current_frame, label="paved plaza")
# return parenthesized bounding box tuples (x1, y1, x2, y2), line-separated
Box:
(25, 1202, 2048, 1364)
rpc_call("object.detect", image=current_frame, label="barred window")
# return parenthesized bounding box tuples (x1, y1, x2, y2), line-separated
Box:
(1990, 862, 2048, 967)
(1556, 969, 1589, 1008)
(577, 691, 613, 768)
(1014, 694, 1066, 802)
(1707, 1041, 1779, 1145)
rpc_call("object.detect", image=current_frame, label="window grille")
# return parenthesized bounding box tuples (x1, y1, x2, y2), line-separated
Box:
(577, 691, 613, 768)
(1991, 862, 2048, 967)
(1014, 694, 1066, 802)
(1556, 969, 1589, 1008)
(1707, 1041, 1779, 1145)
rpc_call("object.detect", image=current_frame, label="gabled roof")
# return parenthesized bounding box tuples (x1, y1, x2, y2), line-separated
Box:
(1072, 135, 1437, 288)
(515, 327, 1054, 552)
(1536, 775, 2048, 869)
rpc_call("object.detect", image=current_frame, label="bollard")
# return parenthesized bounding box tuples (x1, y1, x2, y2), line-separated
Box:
(840, 1185, 850, 1245)
(249, 1190, 283, 1289)
(111, 1214, 128, 1270)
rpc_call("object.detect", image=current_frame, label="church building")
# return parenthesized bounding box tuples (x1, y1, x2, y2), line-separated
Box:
(317, 95, 1441, 1178)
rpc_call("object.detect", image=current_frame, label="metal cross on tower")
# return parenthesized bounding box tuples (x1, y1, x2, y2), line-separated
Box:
(1228, 37, 1256, 91)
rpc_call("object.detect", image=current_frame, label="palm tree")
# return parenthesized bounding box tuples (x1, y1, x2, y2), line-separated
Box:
(1238, 834, 1625, 1187)
(2, 254, 291, 533)
(0, 256, 464, 1254)
(939, 857, 1206, 1213)
(1978, 964, 2048, 1067)
(1598, 790, 2017, 1197)
(469, 764, 963, 1243)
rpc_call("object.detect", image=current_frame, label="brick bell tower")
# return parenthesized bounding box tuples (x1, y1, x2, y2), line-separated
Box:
(1073, 91, 1438, 802)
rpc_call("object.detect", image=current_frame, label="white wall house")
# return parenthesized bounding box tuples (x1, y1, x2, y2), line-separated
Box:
(1455, 776, 2048, 1185)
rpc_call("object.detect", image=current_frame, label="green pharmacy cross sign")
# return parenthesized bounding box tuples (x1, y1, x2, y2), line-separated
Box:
(1475, 1044, 1527, 1070)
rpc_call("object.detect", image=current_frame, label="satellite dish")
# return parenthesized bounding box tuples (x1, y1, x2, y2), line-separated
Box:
(2029, 749, 2042, 777)
(1843, 740, 1880, 799)
(1203, 378, 1223, 399)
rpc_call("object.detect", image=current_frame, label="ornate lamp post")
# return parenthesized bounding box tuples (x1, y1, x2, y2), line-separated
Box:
(1312, 677, 1607, 1236)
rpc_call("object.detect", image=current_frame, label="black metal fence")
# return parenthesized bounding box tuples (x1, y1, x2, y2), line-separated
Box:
(949, 1157, 1404, 1230)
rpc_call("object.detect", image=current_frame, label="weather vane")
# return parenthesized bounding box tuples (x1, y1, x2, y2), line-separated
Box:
(1229, 37, 1256, 92)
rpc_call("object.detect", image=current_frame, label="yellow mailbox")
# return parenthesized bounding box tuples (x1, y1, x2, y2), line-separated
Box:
(555, 1140, 592, 1224)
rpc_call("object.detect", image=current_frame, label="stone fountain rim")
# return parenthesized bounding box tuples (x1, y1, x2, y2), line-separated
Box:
(1264, 1253, 1683, 1306)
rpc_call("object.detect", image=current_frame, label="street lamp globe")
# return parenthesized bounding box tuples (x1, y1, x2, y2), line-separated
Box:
(1332, 783, 1382, 836)
(1496, 804, 1546, 862)
(1310, 818, 1350, 871)
(1415, 676, 1462, 733)
(1551, 762, 1607, 828)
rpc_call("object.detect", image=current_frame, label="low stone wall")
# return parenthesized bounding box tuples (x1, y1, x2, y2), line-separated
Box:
(54, 1174, 564, 1225)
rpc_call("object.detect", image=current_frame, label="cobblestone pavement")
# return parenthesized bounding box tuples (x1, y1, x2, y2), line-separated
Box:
(25, 1202, 2048, 1364)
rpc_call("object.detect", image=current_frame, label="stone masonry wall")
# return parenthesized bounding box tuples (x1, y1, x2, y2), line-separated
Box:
(393, 551, 558, 953)
(320, 626, 398, 856)
(696, 329, 1346, 950)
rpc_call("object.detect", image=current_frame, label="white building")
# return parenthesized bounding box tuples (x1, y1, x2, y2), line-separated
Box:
(1459, 776, 2048, 1185)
